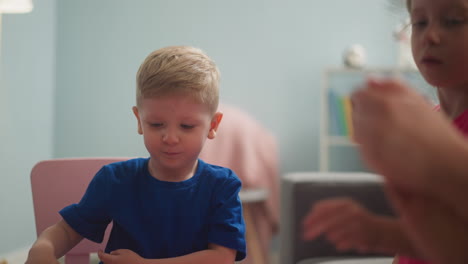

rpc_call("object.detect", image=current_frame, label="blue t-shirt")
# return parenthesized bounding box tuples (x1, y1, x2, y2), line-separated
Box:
(60, 158, 246, 261)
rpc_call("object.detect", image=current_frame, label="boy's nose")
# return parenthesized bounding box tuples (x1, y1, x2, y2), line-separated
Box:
(162, 130, 179, 144)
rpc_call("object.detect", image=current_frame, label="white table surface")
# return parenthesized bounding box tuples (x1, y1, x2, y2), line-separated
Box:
(297, 257, 393, 264)
(239, 188, 268, 202)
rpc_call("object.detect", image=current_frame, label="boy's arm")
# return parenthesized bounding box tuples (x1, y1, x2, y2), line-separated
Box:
(26, 219, 83, 264)
(97, 243, 236, 264)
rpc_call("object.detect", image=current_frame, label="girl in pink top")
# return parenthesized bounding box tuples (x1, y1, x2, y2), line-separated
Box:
(398, 0, 468, 261)
(303, 0, 468, 263)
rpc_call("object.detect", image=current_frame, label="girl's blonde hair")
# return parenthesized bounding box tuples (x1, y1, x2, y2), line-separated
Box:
(136, 46, 220, 113)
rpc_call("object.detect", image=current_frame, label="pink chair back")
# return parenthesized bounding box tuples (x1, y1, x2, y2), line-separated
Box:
(30, 158, 129, 264)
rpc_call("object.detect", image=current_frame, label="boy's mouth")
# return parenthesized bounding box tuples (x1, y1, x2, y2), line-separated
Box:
(163, 151, 181, 156)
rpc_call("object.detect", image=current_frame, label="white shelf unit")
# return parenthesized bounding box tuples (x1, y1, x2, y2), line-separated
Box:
(319, 67, 436, 171)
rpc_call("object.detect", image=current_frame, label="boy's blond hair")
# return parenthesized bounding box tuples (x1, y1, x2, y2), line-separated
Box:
(136, 46, 220, 113)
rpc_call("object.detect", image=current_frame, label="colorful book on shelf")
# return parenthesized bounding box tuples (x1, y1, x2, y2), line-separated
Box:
(342, 95, 354, 140)
(337, 95, 349, 137)
(328, 91, 344, 136)
(328, 92, 354, 139)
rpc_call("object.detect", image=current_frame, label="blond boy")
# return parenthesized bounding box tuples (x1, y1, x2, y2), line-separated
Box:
(26, 46, 246, 264)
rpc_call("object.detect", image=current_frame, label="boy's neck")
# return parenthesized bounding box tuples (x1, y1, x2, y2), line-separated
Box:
(147, 159, 198, 182)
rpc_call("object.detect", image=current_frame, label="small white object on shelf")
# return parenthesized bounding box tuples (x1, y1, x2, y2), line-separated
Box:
(342, 44, 366, 69)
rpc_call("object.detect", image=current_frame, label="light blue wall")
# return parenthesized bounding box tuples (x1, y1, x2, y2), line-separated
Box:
(1, 0, 404, 255)
(54, 0, 400, 175)
(0, 0, 56, 255)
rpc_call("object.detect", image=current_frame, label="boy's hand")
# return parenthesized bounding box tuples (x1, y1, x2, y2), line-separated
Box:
(98, 249, 144, 264)
(302, 198, 402, 254)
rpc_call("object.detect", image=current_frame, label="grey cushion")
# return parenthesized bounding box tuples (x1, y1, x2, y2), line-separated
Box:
(279, 172, 395, 264)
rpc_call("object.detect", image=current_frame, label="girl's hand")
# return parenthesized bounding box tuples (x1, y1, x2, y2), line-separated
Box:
(302, 198, 401, 254)
(351, 78, 456, 194)
(98, 249, 144, 264)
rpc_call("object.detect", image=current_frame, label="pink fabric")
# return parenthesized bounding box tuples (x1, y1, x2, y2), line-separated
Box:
(398, 256, 430, 264)
(199, 104, 280, 264)
(434, 105, 468, 136)
(453, 109, 468, 136)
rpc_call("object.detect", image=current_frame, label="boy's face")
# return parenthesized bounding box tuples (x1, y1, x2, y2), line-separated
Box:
(133, 94, 222, 179)
(411, 0, 468, 89)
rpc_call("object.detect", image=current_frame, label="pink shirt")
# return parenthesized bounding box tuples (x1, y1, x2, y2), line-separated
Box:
(453, 109, 468, 136)
(398, 257, 430, 264)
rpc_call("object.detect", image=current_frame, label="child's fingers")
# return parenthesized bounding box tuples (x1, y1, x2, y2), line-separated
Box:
(326, 227, 357, 247)
(303, 213, 349, 241)
(302, 212, 340, 240)
(98, 250, 121, 263)
(326, 219, 363, 242)
(302, 199, 350, 233)
(334, 238, 354, 252)
(303, 198, 356, 225)
(332, 227, 374, 254)
(97, 250, 110, 261)
(321, 210, 362, 237)
(313, 203, 383, 252)
(302, 199, 363, 240)
(326, 219, 373, 250)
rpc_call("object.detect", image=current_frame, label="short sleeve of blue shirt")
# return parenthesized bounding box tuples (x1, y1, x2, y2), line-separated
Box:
(208, 172, 246, 261)
(60, 166, 112, 243)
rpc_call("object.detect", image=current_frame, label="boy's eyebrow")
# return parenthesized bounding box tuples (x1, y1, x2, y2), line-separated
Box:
(180, 116, 203, 123)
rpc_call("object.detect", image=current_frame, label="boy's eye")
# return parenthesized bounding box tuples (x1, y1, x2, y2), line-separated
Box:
(150, 123, 163, 127)
(181, 124, 195, 129)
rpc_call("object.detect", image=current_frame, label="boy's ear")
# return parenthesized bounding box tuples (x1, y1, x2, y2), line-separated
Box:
(208, 112, 223, 139)
(132, 106, 143, 135)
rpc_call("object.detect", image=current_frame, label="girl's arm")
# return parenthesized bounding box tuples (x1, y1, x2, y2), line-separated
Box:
(97, 243, 236, 264)
(26, 219, 83, 264)
(425, 133, 468, 221)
